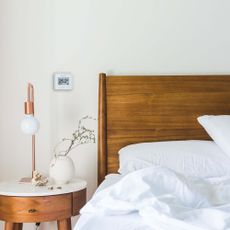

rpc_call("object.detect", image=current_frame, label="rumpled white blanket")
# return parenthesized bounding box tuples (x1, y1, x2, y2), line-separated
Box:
(81, 166, 230, 230)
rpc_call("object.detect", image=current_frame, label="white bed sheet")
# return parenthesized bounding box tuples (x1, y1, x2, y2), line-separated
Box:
(75, 166, 230, 230)
(74, 174, 152, 230)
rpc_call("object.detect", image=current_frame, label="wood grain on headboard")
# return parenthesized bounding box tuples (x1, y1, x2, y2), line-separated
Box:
(98, 73, 230, 184)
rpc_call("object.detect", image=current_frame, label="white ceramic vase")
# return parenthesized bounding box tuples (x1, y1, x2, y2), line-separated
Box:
(49, 155, 75, 185)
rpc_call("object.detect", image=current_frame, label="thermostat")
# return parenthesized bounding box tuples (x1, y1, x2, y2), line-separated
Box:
(53, 72, 73, 90)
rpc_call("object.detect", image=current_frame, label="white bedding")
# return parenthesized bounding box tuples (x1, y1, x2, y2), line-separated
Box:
(118, 140, 230, 178)
(75, 167, 230, 230)
(74, 174, 152, 230)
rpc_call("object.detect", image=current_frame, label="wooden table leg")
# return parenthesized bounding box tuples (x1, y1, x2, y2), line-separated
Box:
(4, 222, 22, 230)
(4, 222, 14, 230)
(57, 218, 71, 230)
(14, 223, 23, 230)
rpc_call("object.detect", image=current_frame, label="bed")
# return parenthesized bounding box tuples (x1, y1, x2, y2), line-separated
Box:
(75, 73, 230, 230)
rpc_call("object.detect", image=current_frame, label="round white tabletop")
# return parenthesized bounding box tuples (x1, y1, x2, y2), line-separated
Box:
(0, 178, 87, 196)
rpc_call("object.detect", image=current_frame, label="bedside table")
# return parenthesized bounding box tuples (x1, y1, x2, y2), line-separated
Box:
(0, 178, 87, 230)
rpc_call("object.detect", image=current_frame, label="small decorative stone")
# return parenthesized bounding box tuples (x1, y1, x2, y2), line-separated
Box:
(48, 186, 54, 190)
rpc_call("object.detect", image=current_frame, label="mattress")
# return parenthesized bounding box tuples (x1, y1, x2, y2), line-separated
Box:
(74, 174, 152, 230)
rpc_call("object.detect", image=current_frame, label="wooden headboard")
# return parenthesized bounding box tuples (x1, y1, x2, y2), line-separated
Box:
(98, 73, 230, 184)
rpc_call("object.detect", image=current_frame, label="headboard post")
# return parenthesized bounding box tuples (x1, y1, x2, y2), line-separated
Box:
(98, 73, 107, 185)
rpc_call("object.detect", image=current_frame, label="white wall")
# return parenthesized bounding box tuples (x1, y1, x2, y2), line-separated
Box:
(1, 0, 230, 229)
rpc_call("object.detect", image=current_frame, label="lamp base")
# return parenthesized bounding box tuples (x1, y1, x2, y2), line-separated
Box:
(19, 171, 36, 183)
(19, 177, 32, 183)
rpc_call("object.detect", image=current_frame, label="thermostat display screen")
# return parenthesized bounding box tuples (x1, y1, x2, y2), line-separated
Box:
(58, 77, 69, 86)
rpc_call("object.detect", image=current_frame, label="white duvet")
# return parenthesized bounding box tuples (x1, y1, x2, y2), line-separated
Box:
(80, 166, 230, 230)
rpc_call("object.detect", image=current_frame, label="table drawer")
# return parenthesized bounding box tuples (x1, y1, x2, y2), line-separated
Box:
(0, 194, 72, 222)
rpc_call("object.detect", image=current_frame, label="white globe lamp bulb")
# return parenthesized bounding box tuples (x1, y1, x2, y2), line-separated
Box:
(21, 114, 40, 135)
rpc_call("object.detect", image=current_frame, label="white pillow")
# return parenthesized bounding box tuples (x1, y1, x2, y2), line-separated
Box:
(198, 115, 230, 157)
(118, 140, 230, 178)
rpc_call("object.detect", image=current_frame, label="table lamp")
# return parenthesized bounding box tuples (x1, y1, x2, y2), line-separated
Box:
(20, 83, 39, 182)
